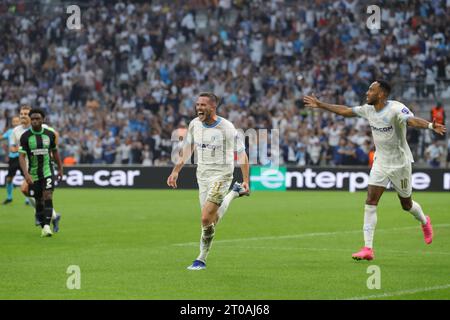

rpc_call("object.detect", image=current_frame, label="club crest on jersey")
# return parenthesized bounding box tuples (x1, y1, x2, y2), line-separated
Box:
(42, 136, 50, 147)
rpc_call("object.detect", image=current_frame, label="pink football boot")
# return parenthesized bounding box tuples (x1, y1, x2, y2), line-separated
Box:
(352, 247, 374, 261)
(421, 216, 433, 244)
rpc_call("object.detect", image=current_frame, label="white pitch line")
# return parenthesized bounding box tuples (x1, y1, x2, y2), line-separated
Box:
(344, 284, 450, 300)
(210, 245, 450, 256)
(173, 224, 450, 247)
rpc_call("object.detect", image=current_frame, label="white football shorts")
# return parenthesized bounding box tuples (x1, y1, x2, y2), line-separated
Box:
(368, 161, 412, 198)
(198, 174, 233, 207)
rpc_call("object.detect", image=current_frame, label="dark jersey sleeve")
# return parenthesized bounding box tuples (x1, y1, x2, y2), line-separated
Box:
(50, 131, 57, 150)
(19, 132, 30, 154)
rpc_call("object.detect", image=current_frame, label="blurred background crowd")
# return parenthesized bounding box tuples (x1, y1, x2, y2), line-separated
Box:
(1, 0, 449, 167)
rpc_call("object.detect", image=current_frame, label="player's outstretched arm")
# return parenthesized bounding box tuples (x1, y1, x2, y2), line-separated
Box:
(167, 143, 194, 189)
(237, 151, 250, 193)
(407, 117, 447, 136)
(303, 94, 355, 117)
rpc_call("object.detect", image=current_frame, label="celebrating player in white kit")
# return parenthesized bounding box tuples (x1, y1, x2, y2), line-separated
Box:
(167, 92, 250, 270)
(304, 80, 446, 260)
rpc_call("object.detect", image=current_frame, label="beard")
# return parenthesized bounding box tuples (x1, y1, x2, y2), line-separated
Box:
(367, 97, 377, 105)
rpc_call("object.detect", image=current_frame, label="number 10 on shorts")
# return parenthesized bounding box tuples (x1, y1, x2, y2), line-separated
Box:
(400, 178, 408, 190)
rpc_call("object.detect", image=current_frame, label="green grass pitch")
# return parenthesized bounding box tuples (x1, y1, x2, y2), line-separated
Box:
(0, 189, 449, 300)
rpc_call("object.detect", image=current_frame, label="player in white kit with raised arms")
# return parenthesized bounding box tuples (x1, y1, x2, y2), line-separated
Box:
(167, 92, 250, 270)
(304, 80, 446, 260)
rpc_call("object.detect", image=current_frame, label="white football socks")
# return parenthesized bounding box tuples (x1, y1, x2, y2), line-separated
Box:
(197, 224, 215, 263)
(217, 190, 239, 222)
(196, 189, 241, 263)
(408, 201, 427, 225)
(363, 204, 377, 249)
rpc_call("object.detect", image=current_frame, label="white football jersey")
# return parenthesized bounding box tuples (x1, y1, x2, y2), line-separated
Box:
(11, 124, 50, 147)
(185, 116, 245, 180)
(352, 100, 414, 168)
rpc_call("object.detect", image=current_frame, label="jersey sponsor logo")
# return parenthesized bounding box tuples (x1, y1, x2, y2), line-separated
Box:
(31, 148, 49, 156)
(370, 125, 393, 133)
(195, 142, 223, 151)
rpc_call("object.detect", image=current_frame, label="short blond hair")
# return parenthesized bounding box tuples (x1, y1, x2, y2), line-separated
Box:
(20, 104, 32, 111)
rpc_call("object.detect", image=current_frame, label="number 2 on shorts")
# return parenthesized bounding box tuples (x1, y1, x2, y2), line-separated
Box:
(46, 178, 52, 189)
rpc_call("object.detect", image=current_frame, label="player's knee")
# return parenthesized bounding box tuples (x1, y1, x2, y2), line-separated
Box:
(201, 217, 210, 226)
(401, 201, 412, 211)
(43, 191, 53, 201)
(201, 215, 213, 226)
(44, 199, 53, 208)
(6, 176, 13, 183)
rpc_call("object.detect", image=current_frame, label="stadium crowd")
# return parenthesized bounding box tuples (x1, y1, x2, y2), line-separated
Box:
(1, 0, 449, 167)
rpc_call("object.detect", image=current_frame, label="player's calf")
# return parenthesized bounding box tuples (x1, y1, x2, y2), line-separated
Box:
(3, 176, 14, 204)
(399, 197, 413, 211)
(402, 198, 427, 224)
(400, 197, 432, 244)
(42, 199, 54, 227)
(35, 200, 45, 227)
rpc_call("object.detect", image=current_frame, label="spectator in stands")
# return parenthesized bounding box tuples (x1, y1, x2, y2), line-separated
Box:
(63, 155, 77, 167)
(307, 138, 322, 166)
(117, 138, 132, 165)
(142, 144, 153, 166)
(0, 0, 448, 167)
(333, 138, 347, 166)
(92, 141, 104, 164)
(431, 101, 446, 141)
(425, 140, 445, 168)
(447, 137, 450, 168)
(131, 140, 143, 164)
(296, 142, 307, 166)
(340, 141, 367, 166)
